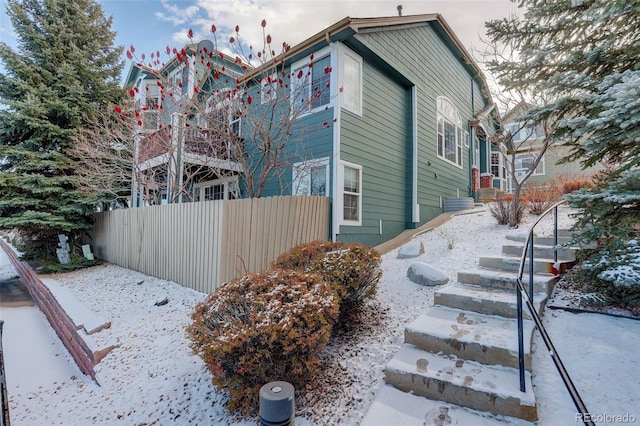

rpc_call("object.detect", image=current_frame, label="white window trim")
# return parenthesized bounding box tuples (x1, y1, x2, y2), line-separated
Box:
(290, 45, 334, 117)
(436, 97, 463, 169)
(338, 160, 362, 226)
(192, 177, 239, 201)
(292, 157, 330, 196)
(515, 152, 546, 176)
(205, 90, 242, 138)
(339, 44, 363, 116)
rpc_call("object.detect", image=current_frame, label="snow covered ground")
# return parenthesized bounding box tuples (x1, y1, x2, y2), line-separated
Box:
(1, 205, 639, 425)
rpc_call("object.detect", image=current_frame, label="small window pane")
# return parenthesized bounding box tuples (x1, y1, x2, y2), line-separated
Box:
(343, 53, 360, 113)
(311, 56, 331, 109)
(310, 165, 327, 196)
(344, 194, 359, 221)
(344, 166, 359, 193)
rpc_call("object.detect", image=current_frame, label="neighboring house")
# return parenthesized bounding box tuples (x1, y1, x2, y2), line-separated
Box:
(501, 102, 604, 190)
(124, 42, 246, 206)
(124, 14, 501, 247)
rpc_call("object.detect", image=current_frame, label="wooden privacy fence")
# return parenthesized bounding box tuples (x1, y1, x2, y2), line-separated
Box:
(91, 195, 330, 294)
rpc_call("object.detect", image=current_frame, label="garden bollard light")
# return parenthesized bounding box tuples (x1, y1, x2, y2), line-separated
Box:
(259, 381, 295, 426)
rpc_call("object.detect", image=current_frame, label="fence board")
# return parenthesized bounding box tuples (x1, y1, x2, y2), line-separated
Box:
(91, 196, 328, 293)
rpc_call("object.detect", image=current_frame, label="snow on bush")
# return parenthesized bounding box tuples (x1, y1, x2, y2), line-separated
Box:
(186, 269, 339, 414)
(594, 240, 640, 287)
(272, 241, 382, 331)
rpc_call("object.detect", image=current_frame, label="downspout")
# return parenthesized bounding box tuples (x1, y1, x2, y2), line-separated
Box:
(329, 35, 340, 241)
(469, 76, 474, 198)
(411, 86, 419, 224)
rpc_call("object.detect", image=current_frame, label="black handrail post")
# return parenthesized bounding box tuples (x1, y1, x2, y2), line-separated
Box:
(516, 284, 526, 392)
(528, 234, 534, 298)
(554, 206, 559, 264)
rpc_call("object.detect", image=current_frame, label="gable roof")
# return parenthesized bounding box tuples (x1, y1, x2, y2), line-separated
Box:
(288, 14, 482, 77)
(123, 43, 248, 88)
(241, 14, 493, 108)
(501, 100, 536, 123)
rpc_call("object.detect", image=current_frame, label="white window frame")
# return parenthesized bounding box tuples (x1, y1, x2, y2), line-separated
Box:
(515, 152, 545, 177)
(473, 134, 480, 166)
(340, 45, 363, 116)
(436, 97, 463, 168)
(338, 161, 362, 226)
(290, 45, 333, 116)
(509, 121, 544, 143)
(192, 177, 239, 201)
(206, 91, 242, 139)
(292, 157, 330, 196)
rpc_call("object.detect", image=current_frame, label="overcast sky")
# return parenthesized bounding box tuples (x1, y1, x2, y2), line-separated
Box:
(1, 0, 518, 82)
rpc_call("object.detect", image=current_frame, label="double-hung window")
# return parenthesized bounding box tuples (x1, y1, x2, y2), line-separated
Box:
(437, 97, 464, 168)
(339, 161, 362, 225)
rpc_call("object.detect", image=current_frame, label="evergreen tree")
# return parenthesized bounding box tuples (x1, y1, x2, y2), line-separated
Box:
(485, 0, 640, 307)
(0, 0, 125, 257)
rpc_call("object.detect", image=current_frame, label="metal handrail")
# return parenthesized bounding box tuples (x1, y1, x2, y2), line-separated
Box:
(515, 200, 595, 426)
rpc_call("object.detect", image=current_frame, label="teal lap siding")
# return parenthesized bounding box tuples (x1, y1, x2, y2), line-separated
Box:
(339, 61, 410, 246)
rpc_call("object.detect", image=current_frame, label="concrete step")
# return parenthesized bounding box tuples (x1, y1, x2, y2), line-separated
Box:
(506, 234, 573, 246)
(502, 244, 576, 261)
(384, 345, 537, 421)
(458, 268, 560, 293)
(478, 255, 575, 274)
(434, 282, 547, 320)
(361, 384, 533, 425)
(404, 306, 534, 370)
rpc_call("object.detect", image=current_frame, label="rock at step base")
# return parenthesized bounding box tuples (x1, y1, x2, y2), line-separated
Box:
(407, 262, 449, 286)
(398, 240, 424, 259)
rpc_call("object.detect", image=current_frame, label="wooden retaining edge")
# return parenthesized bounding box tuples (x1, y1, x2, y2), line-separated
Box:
(0, 239, 112, 383)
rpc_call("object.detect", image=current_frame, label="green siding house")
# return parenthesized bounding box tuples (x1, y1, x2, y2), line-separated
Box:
(259, 14, 500, 246)
(501, 102, 604, 189)
(124, 14, 500, 248)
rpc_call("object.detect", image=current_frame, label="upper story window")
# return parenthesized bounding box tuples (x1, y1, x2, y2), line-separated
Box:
(341, 47, 362, 115)
(436, 97, 463, 168)
(206, 91, 242, 138)
(261, 74, 277, 104)
(508, 121, 544, 143)
(515, 152, 545, 177)
(291, 46, 332, 115)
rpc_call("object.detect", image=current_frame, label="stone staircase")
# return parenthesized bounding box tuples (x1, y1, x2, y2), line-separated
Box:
(363, 230, 577, 424)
